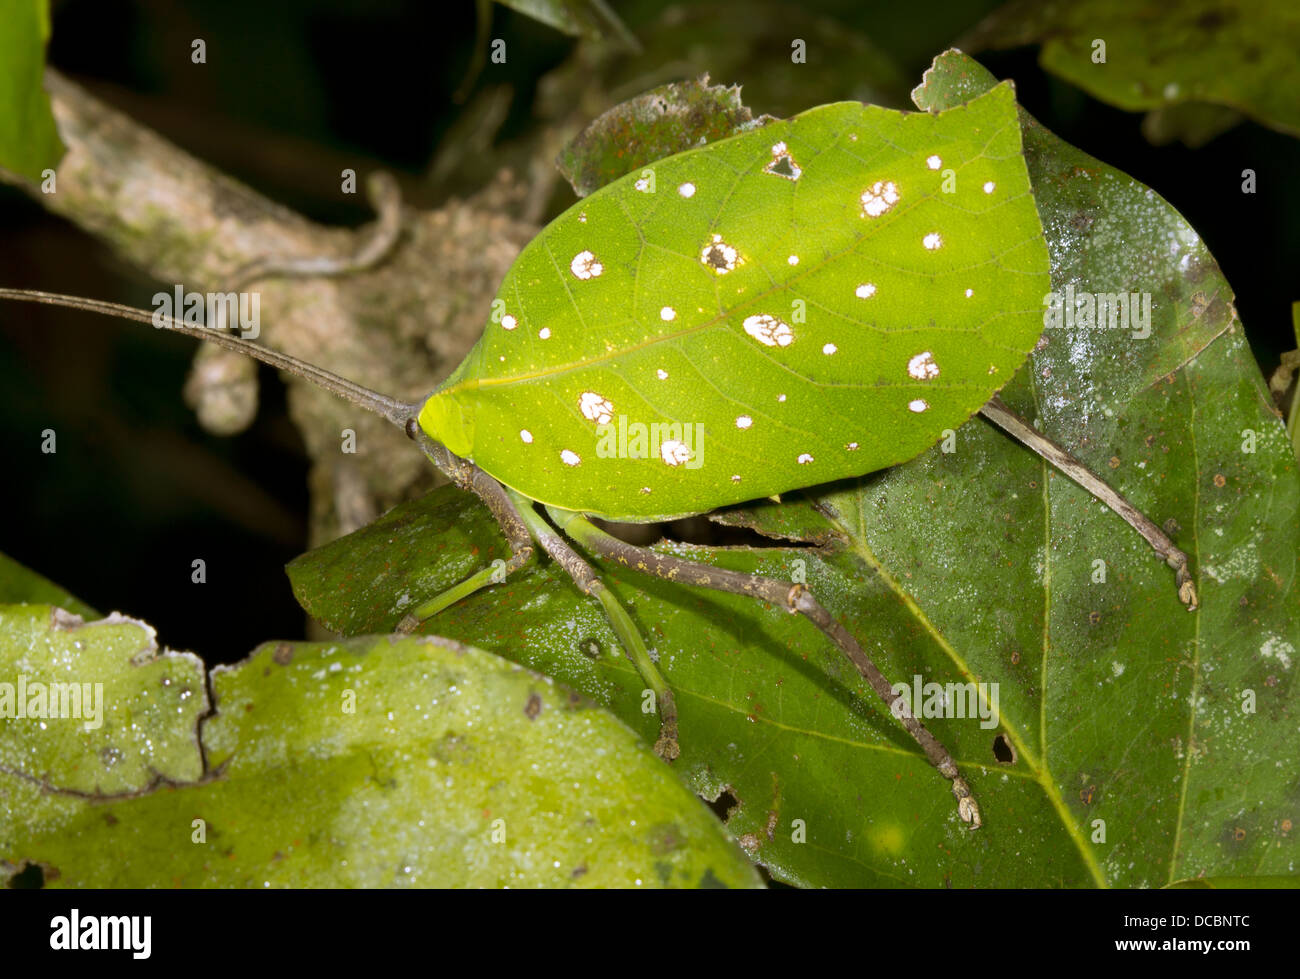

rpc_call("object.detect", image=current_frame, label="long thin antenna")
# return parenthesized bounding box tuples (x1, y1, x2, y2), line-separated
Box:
(0, 288, 422, 427)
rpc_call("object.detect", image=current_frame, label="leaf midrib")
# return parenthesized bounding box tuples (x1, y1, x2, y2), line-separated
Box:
(819, 489, 1111, 887)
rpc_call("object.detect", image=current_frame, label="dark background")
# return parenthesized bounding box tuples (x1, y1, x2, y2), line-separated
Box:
(2, 0, 1296, 665)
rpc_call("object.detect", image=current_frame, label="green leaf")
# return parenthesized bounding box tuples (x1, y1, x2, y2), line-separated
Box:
(557, 77, 772, 198)
(962, 0, 1300, 138)
(292, 51, 1300, 888)
(421, 82, 1051, 521)
(495, 0, 639, 48)
(0, 0, 65, 182)
(0, 605, 760, 888)
(0, 551, 98, 619)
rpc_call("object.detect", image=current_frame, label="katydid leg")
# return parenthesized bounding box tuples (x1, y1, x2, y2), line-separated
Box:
(498, 494, 680, 760)
(553, 509, 984, 829)
(980, 396, 1198, 611)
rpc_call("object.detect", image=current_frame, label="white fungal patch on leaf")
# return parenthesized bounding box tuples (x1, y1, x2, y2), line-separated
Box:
(520, 429, 533, 443)
(561, 449, 581, 466)
(907, 351, 940, 380)
(983, 181, 996, 194)
(823, 342, 838, 355)
(797, 453, 814, 464)
(570, 250, 604, 280)
(735, 415, 753, 430)
(908, 399, 929, 413)
(926, 154, 942, 170)
(923, 232, 943, 250)
(700, 235, 740, 274)
(860, 180, 900, 217)
(538, 327, 552, 340)
(660, 306, 676, 321)
(855, 282, 877, 299)
(763, 141, 803, 180)
(678, 182, 696, 198)
(660, 439, 693, 467)
(656, 368, 668, 380)
(500, 314, 518, 330)
(743, 313, 794, 347)
(579, 391, 614, 425)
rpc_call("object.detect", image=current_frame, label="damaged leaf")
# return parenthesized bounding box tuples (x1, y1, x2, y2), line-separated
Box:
(0, 605, 760, 888)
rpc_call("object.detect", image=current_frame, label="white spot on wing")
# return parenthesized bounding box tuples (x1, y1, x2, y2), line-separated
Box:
(520, 429, 533, 443)
(660, 439, 692, 467)
(570, 250, 604, 280)
(660, 306, 676, 321)
(678, 182, 696, 197)
(846, 442, 859, 451)
(764, 141, 802, 180)
(855, 283, 876, 299)
(735, 415, 753, 430)
(907, 351, 940, 380)
(860, 180, 899, 218)
(579, 391, 614, 424)
(656, 368, 668, 380)
(797, 453, 814, 464)
(561, 449, 581, 466)
(926, 155, 942, 170)
(787, 255, 798, 266)
(743, 313, 794, 347)
(500, 314, 517, 330)
(983, 181, 996, 194)
(908, 399, 929, 413)
(923, 232, 942, 250)
(823, 343, 837, 355)
(538, 327, 552, 340)
(701, 235, 740, 274)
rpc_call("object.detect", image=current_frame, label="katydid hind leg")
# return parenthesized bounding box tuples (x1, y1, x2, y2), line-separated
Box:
(980, 396, 1198, 610)
(555, 510, 984, 829)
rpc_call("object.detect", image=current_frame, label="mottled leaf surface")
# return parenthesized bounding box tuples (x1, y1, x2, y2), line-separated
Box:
(421, 82, 1050, 520)
(963, 0, 1300, 138)
(558, 77, 771, 198)
(0, 605, 759, 888)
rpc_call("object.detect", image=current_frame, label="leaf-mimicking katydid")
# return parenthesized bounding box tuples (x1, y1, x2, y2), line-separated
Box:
(0, 81, 1200, 831)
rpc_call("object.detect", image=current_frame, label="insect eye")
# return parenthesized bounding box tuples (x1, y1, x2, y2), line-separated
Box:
(404, 417, 420, 440)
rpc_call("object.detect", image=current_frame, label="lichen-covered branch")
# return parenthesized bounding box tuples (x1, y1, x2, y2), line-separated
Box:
(3, 69, 538, 545)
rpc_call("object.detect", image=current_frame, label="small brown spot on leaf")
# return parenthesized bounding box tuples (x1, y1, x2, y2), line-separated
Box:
(273, 644, 294, 665)
(524, 692, 542, 719)
(1213, 473, 1226, 488)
